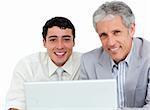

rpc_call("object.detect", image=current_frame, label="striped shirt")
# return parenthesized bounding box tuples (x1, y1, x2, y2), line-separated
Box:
(111, 43, 133, 108)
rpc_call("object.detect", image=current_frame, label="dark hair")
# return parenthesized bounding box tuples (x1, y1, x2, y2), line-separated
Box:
(42, 17, 75, 41)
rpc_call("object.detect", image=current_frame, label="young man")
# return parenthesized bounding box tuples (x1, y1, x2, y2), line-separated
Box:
(80, 1, 150, 109)
(6, 17, 82, 110)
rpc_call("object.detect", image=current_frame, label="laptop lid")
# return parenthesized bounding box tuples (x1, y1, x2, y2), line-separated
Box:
(24, 79, 117, 110)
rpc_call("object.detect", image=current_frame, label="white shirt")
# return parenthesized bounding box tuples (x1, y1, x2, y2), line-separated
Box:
(5, 52, 82, 110)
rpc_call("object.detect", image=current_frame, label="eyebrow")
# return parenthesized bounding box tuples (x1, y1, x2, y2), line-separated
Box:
(112, 30, 121, 33)
(62, 35, 72, 38)
(48, 36, 57, 39)
(48, 35, 72, 39)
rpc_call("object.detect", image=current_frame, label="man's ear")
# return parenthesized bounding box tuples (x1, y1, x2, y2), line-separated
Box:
(73, 40, 75, 47)
(43, 39, 46, 47)
(129, 23, 135, 37)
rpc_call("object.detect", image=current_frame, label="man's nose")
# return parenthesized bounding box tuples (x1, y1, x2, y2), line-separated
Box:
(107, 36, 116, 46)
(56, 40, 64, 49)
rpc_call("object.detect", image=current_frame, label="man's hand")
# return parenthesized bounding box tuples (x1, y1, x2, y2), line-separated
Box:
(9, 108, 20, 110)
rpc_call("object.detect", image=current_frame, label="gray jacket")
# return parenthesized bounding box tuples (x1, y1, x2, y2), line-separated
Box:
(80, 37, 150, 110)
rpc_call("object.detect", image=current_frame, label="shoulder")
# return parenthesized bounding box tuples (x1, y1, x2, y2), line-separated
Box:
(81, 48, 103, 63)
(70, 52, 82, 65)
(72, 52, 82, 59)
(82, 48, 102, 58)
(134, 37, 150, 57)
(17, 52, 49, 65)
(134, 37, 150, 46)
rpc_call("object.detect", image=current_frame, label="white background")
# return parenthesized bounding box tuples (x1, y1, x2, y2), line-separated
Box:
(0, 0, 150, 109)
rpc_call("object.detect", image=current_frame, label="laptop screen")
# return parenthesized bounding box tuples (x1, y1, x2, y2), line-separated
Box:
(24, 79, 117, 110)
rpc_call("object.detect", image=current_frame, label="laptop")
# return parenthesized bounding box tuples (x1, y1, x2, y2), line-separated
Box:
(24, 79, 117, 110)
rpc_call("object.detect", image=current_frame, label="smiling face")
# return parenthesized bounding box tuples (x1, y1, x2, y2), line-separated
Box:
(43, 26, 74, 67)
(96, 15, 135, 63)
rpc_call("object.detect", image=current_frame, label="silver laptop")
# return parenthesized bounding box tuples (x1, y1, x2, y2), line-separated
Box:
(24, 79, 117, 110)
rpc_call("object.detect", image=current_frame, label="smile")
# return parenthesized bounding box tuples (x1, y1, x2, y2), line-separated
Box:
(55, 52, 66, 57)
(109, 47, 120, 53)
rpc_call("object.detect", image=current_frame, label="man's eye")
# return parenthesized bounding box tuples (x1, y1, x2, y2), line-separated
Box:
(99, 33, 107, 38)
(64, 38, 71, 41)
(114, 31, 121, 35)
(63, 37, 72, 41)
(49, 39, 56, 41)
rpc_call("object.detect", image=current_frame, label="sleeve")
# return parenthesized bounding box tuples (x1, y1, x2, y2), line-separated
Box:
(5, 59, 30, 110)
(142, 67, 150, 109)
(120, 65, 150, 110)
(118, 108, 149, 110)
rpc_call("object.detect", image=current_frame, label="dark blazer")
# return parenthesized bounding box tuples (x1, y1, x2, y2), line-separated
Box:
(80, 37, 150, 109)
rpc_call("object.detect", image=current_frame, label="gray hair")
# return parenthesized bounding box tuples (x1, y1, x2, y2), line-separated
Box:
(93, 1, 135, 30)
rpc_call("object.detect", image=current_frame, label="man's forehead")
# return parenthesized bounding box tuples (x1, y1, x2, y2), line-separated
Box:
(48, 26, 71, 30)
(101, 14, 116, 21)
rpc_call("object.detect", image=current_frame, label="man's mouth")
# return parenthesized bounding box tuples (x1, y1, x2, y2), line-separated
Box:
(108, 47, 120, 53)
(54, 52, 66, 57)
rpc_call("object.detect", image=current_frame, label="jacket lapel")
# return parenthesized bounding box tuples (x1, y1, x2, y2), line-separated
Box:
(125, 38, 142, 106)
(95, 49, 113, 79)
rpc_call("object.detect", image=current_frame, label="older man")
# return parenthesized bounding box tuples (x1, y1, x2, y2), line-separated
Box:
(80, 1, 150, 110)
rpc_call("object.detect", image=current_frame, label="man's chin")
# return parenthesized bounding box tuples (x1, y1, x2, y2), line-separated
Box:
(55, 58, 67, 65)
(55, 61, 66, 67)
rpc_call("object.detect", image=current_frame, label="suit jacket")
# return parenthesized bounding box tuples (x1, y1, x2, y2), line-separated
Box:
(80, 37, 150, 110)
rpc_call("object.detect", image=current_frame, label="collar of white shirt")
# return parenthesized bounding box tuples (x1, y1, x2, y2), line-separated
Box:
(48, 54, 73, 77)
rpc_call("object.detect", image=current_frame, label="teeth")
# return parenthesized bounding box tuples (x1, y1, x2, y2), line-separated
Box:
(55, 52, 65, 56)
(110, 48, 119, 52)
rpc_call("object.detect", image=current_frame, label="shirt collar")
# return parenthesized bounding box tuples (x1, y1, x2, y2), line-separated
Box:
(48, 54, 73, 77)
(48, 57, 58, 77)
(61, 54, 73, 75)
(111, 41, 134, 68)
